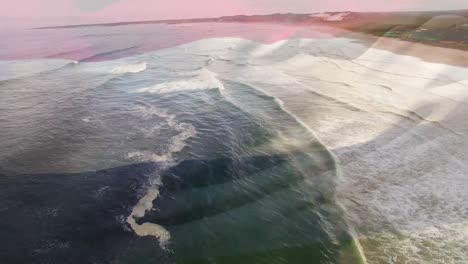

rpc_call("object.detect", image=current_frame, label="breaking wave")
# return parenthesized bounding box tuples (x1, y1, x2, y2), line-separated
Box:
(109, 61, 147, 74)
(134, 68, 224, 94)
(68, 61, 148, 75)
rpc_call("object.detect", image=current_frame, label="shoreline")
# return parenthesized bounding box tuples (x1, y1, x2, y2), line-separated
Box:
(347, 32, 468, 67)
(4, 17, 468, 67)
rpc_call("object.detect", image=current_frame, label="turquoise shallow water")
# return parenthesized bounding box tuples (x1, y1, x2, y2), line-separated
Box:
(0, 23, 365, 264)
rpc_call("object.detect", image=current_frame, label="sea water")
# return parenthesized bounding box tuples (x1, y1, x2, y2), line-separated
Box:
(1, 22, 467, 264)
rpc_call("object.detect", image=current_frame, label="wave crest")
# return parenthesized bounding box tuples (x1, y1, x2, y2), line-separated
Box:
(109, 61, 147, 74)
(135, 68, 224, 94)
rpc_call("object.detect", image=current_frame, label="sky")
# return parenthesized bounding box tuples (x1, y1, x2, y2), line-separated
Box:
(2, 0, 468, 26)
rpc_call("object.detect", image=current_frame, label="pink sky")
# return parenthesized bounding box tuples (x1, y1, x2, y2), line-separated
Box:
(0, 0, 467, 60)
(2, 0, 468, 26)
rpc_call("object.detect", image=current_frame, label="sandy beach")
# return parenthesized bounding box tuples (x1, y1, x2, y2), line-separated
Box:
(351, 32, 468, 67)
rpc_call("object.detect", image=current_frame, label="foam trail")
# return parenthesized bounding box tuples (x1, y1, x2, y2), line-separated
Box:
(126, 179, 171, 248)
(125, 105, 196, 248)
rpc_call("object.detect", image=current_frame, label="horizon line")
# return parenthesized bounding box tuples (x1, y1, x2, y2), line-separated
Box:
(33, 8, 468, 30)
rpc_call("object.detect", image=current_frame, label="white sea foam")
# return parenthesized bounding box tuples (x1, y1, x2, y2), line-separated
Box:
(81, 117, 91, 123)
(310, 12, 351, 21)
(125, 105, 195, 248)
(74, 61, 147, 74)
(109, 61, 147, 74)
(282, 45, 466, 263)
(126, 181, 172, 248)
(135, 68, 224, 94)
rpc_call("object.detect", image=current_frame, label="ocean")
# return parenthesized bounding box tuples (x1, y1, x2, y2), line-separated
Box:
(1, 22, 467, 264)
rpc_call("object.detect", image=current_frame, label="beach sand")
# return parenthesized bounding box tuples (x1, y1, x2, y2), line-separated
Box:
(350, 32, 468, 67)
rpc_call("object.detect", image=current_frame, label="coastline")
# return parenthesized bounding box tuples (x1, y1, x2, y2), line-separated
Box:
(29, 10, 468, 68)
(347, 32, 468, 67)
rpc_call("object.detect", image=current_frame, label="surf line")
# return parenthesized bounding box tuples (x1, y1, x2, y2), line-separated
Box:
(224, 78, 368, 264)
